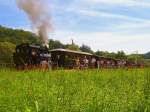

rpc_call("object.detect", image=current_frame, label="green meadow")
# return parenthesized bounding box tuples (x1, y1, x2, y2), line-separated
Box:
(0, 68, 150, 112)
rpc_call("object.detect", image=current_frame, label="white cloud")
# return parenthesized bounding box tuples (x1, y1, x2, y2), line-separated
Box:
(50, 30, 150, 54)
(83, 0, 150, 7)
(114, 22, 150, 31)
(62, 7, 150, 32)
(52, 0, 150, 31)
(77, 9, 150, 22)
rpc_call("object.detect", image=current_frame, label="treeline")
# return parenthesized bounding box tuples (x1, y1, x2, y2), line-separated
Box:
(0, 25, 150, 65)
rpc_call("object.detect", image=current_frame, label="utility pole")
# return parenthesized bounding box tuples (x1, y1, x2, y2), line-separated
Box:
(71, 39, 74, 45)
(134, 50, 138, 64)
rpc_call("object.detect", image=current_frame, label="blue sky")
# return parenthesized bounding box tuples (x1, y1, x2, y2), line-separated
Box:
(0, 0, 150, 54)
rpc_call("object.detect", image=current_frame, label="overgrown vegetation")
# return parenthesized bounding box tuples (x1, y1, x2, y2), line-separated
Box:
(0, 69, 149, 112)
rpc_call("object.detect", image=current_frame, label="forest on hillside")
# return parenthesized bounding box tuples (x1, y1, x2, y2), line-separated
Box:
(0, 25, 150, 65)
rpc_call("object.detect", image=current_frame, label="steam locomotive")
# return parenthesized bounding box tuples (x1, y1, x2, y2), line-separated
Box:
(13, 43, 51, 69)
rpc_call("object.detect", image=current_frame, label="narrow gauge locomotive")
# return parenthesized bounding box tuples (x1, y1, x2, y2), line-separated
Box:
(13, 43, 51, 69)
(13, 43, 139, 70)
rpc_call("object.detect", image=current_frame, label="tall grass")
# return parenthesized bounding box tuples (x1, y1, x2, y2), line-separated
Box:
(0, 68, 149, 112)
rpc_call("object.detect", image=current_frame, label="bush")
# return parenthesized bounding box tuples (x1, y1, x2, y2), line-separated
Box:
(0, 42, 15, 63)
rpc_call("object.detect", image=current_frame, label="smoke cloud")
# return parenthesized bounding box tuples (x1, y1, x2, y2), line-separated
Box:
(16, 0, 52, 47)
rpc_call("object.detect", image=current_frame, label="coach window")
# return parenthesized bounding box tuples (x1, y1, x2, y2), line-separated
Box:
(16, 49, 20, 53)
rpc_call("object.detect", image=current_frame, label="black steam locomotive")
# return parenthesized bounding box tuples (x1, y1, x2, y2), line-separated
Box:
(13, 43, 51, 69)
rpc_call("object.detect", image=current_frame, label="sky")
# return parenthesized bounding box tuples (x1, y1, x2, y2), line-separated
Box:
(0, 0, 150, 54)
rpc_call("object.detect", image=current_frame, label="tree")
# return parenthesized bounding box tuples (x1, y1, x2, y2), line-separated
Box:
(127, 54, 144, 64)
(95, 50, 112, 57)
(143, 52, 150, 59)
(66, 44, 80, 51)
(95, 50, 127, 59)
(80, 44, 93, 54)
(49, 39, 65, 50)
(115, 51, 127, 59)
(0, 42, 15, 63)
(95, 50, 104, 56)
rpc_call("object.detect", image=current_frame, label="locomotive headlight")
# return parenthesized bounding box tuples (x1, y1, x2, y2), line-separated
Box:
(32, 51, 36, 56)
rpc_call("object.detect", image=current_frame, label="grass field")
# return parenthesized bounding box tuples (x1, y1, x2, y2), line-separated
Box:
(0, 68, 150, 112)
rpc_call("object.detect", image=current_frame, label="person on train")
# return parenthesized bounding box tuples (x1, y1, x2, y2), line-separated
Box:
(91, 57, 96, 68)
(75, 57, 80, 69)
(40, 59, 48, 70)
(48, 57, 52, 70)
(83, 56, 89, 68)
(96, 59, 100, 69)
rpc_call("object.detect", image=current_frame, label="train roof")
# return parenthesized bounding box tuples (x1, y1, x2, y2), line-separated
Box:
(50, 49, 119, 61)
(16, 43, 41, 49)
(29, 45, 41, 49)
(50, 48, 93, 56)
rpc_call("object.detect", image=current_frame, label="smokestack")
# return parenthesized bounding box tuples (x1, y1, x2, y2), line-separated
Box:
(16, 0, 52, 48)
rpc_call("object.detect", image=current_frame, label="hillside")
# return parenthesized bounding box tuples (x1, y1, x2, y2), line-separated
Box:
(0, 25, 40, 45)
(143, 52, 150, 59)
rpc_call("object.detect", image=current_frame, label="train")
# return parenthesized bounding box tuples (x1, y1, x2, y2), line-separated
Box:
(13, 43, 141, 70)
